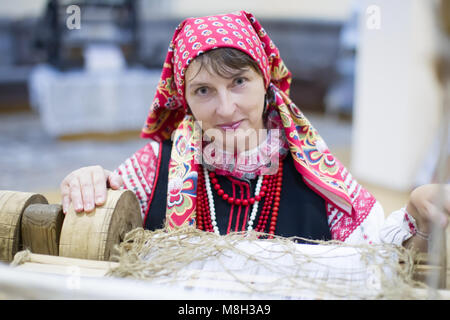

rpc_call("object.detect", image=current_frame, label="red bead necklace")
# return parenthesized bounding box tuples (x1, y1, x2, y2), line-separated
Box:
(196, 159, 283, 238)
(209, 171, 269, 206)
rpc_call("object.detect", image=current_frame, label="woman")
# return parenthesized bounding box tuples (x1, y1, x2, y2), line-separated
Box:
(60, 11, 448, 250)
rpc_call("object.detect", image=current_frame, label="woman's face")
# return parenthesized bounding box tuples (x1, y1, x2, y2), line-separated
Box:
(185, 58, 266, 153)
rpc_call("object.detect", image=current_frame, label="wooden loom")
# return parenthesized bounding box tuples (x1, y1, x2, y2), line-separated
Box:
(0, 189, 449, 299)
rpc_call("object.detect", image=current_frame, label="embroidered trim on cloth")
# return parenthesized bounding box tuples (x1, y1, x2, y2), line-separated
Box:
(326, 188, 376, 242)
(202, 110, 290, 180)
(379, 207, 416, 246)
(115, 141, 160, 221)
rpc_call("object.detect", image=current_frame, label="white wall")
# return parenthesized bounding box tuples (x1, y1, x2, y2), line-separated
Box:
(143, 0, 353, 20)
(0, 0, 353, 21)
(352, 0, 443, 191)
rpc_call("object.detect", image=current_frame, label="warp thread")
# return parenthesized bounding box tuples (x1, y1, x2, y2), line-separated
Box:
(10, 249, 32, 267)
(106, 226, 429, 299)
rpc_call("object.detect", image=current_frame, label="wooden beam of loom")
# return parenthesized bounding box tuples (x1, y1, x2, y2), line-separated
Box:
(2, 252, 450, 300)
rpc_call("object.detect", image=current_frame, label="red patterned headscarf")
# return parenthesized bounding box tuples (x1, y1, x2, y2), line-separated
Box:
(141, 11, 374, 231)
(141, 11, 291, 141)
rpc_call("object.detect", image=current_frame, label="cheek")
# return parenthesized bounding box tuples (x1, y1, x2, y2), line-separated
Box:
(241, 90, 265, 121)
(187, 101, 215, 128)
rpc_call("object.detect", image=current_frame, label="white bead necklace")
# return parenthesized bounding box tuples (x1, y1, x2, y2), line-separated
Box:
(203, 167, 264, 235)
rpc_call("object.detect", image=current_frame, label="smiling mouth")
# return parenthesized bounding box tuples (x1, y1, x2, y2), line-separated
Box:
(216, 120, 243, 130)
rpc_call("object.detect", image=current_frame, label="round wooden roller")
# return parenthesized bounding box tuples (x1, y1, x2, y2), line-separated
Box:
(0, 191, 48, 262)
(59, 189, 142, 261)
(21, 203, 64, 256)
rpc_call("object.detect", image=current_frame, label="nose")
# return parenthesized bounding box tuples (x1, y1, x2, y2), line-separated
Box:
(215, 89, 236, 119)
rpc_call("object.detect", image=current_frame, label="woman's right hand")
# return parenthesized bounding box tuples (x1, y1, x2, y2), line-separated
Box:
(60, 165, 123, 214)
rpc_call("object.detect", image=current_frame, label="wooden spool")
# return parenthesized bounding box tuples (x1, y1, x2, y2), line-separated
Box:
(59, 189, 142, 261)
(21, 204, 64, 256)
(0, 191, 48, 262)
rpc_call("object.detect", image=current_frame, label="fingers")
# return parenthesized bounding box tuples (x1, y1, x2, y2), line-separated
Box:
(423, 200, 449, 229)
(410, 184, 450, 229)
(78, 169, 96, 212)
(60, 165, 112, 214)
(106, 170, 123, 190)
(93, 167, 107, 206)
(426, 184, 450, 227)
(68, 174, 84, 213)
(60, 177, 72, 215)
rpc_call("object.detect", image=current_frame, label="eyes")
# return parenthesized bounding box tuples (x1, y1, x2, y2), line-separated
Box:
(193, 77, 248, 97)
(195, 86, 209, 96)
(234, 77, 246, 86)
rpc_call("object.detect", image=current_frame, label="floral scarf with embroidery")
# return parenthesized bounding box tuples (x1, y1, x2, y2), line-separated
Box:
(140, 10, 376, 231)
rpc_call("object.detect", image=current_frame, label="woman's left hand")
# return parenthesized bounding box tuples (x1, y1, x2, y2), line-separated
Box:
(406, 184, 450, 236)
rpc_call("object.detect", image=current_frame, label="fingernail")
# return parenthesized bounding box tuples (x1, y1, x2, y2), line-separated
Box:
(75, 202, 83, 211)
(62, 198, 68, 214)
(96, 195, 104, 203)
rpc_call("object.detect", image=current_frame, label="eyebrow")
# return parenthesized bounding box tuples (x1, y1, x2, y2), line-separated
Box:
(188, 81, 211, 89)
(187, 69, 249, 89)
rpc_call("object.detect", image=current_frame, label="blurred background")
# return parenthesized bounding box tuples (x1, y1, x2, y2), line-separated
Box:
(0, 0, 448, 216)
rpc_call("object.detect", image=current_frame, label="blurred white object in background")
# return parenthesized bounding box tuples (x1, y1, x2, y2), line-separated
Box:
(83, 44, 126, 72)
(414, 126, 450, 187)
(28, 63, 160, 137)
(352, 0, 443, 191)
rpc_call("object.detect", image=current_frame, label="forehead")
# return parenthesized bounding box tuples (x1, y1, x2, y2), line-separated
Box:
(185, 57, 258, 87)
(186, 62, 252, 86)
